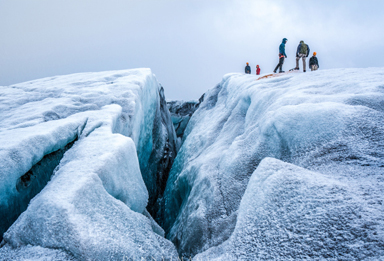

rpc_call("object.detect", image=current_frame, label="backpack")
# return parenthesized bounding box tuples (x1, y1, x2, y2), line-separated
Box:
(300, 43, 307, 54)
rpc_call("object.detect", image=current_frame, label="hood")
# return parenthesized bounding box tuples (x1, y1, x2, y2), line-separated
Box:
(300, 40, 304, 44)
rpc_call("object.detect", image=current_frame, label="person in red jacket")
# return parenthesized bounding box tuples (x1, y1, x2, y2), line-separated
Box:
(256, 65, 261, 75)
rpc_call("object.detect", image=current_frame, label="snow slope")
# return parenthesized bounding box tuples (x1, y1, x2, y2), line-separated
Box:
(162, 68, 384, 259)
(0, 69, 178, 260)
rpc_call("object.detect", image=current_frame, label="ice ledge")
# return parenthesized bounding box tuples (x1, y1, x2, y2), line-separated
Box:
(0, 69, 178, 260)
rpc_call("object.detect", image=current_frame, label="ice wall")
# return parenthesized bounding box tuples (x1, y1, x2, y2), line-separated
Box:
(162, 68, 384, 258)
(0, 69, 178, 260)
(143, 87, 178, 219)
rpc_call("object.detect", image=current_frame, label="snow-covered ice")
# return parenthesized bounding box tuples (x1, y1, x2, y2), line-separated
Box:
(162, 68, 384, 258)
(0, 69, 178, 260)
(194, 157, 384, 260)
(2, 66, 384, 260)
(0, 244, 76, 261)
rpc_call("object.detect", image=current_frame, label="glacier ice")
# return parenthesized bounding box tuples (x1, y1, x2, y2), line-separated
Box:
(194, 157, 384, 260)
(0, 115, 84, 241)
(3, 124, 173, 260)
(167, 99, 201, 147)
(143, 86, 178, 218)
(2, 66, 384, 260)
(0, 69, 178, 260)
(0, 244, 76, 261)
(162, 68, 384, 258)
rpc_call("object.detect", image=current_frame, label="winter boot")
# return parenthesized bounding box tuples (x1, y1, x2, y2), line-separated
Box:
(279, 71, 285, 73)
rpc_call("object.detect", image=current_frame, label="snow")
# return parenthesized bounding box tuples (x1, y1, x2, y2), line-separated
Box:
(162, 68, 384, 258)
(194, 157, 384, 260)
(0, 244, 76, 261)
(0, 69, 178, 260)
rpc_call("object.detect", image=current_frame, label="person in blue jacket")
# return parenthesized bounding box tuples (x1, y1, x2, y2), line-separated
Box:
(274, 38, 288, 73)
(245, 62, 251, 74)
(309, 52, 319, 71)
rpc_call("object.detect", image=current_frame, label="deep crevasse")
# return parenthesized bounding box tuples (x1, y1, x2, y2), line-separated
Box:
(1, 67, 384, 260)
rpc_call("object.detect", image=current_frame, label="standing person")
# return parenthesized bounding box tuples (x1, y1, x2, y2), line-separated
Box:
(256, 65, 261, 75)
(309, 52, 319, 71)
(295, 40, 310, 72)
(274, 38, 288, 73)
(245, 62, 251, 74)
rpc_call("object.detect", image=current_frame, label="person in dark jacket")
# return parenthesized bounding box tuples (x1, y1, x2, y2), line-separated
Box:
(294, 40, 310, 72)
(256, 65, 261, 75)
(274, 38, 288, 73)
(309, 52, 319, 71)
(245, 62, 251, 74)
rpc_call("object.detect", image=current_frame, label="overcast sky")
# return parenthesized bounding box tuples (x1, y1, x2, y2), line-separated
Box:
(1, 0, 383, 100)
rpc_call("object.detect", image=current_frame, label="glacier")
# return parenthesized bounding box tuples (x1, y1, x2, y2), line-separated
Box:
(1, 67, 384, 260)
(0, 69, 178, 260)
(161, 68, 384, 259)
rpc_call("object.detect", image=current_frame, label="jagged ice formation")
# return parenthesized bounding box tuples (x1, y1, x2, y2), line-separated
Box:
(0, 69, 178, 260)
(1, 67, 384, 260)
(162, 68, 384, 259)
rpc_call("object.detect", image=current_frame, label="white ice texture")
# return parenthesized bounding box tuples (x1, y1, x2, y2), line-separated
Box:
(162, 68, 384, 259)
(194, 158, 384, 260)
(0, 69, 178, 260)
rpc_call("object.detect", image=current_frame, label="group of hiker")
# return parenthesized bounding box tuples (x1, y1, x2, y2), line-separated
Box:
(245, 38, 319, 75)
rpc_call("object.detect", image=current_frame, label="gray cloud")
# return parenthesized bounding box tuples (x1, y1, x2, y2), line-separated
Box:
(1, 0, 383, 100)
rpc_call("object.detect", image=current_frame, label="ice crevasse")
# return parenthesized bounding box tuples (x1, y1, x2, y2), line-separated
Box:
(162, 68, 384, 260)
(1, 66, 384, 260)
(0, 69, 178, 260)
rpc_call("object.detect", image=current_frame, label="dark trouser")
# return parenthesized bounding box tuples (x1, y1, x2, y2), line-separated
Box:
(274, 57, 285, 72)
